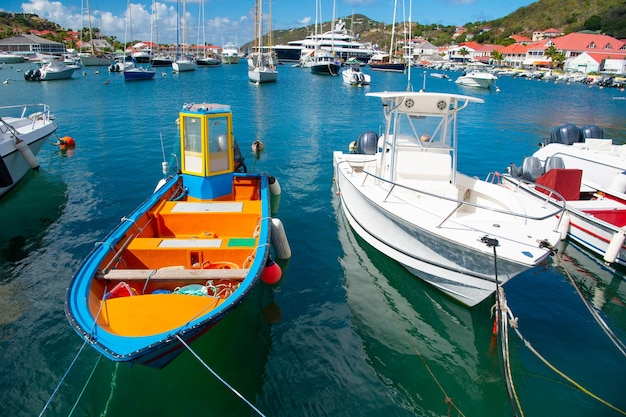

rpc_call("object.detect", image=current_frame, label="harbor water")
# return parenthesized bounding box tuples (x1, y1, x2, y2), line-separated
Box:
(1, 62, 625, 417)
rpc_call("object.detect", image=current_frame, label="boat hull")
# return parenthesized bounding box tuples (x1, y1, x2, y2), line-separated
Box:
(0, 105, 58, 197)
(124, 68, 156, 81)
(503, 175, 626, 266)
(334, 148, 560, 307)
(311, 62, 341, 76)
(65, 173, 273, 368)
(172, 60, 196, 72)
(248, 68, 278, 83)
(369, 63, 405, 72)
(79, 54, 113, 66)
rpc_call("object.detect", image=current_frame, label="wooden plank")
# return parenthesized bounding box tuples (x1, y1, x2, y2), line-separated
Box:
(102, 268, 249, 281)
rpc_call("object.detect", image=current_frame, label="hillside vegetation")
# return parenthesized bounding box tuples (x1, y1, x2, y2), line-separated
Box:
(2, 0, 625, 50)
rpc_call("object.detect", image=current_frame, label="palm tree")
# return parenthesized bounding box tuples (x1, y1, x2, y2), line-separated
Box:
(458, 47, 470, 63)
(544, 45, 560, 68)
(491, 50, 504, 67)
(553, 51, 567, 70)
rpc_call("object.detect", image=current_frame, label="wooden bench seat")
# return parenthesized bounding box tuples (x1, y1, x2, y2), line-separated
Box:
(102, 268, 249, 281)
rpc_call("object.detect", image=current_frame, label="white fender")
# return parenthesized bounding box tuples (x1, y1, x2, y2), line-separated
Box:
(603, 229, 625, 264)
(269, 176, 281, 196)
(271, 218, 291, 259)
(557, 212, 570, 241)
(14, 139, 40, 171)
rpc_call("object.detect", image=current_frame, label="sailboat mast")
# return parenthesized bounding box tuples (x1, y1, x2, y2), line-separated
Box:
(389, 0, 398, 58)
(86, 0, 96, 55)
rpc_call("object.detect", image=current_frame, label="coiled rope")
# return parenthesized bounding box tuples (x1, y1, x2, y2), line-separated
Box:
(175, 335, 267, 417)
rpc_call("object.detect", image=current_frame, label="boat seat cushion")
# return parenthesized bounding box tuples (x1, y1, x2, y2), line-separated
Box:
(395, 149, 452, 183)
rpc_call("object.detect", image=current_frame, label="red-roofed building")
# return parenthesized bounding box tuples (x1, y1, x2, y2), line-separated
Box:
(532, 28, 564, 42)
(510, 35, 532, 45)
(565, 51, 626, 74)
(500, 43, 529, 67)
(551, 32, 625, 58)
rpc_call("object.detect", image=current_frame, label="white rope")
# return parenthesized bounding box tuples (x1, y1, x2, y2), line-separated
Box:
(38, 341, 88, 417)
(175, 335, 267, 417)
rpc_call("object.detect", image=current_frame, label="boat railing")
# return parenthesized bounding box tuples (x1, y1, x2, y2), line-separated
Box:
(502, 174, 570, 209)
(338, 159, 566, 224)
(0, 103, 52, 126)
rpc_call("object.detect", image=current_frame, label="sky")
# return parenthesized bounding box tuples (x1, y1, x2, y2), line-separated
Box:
(0, 0, 536, 46)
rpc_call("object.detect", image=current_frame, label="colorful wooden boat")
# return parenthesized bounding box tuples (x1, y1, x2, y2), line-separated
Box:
(65, 103, 286, 368)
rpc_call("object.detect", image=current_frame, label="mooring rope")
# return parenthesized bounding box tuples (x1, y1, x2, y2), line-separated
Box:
(483, 236, 524, 417)
(38, 340, 88, 417)
(67, 356, 102, 417)
(175, 335, 267, 417)
(554, 250, 626, 357)
(505, 306, 626, 416)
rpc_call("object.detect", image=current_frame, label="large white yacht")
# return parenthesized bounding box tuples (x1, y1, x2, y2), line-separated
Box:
(273, 19, 375, 64)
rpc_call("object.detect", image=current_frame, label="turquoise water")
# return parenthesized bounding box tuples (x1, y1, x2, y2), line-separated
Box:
(1, 62, 625, 417)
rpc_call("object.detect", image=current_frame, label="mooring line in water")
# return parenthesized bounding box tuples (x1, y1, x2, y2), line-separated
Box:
(38, 340, 88, 417)
(554, 250, 626, 357)
(505, 306, 626, 416)
(68, 355, 102, 417)
(175, 335, 267, 417)
(484, 237, 524, 417)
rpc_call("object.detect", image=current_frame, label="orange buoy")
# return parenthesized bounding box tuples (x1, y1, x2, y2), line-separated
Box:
(59, 136, 76, 149)
(262, 258, 282, 285)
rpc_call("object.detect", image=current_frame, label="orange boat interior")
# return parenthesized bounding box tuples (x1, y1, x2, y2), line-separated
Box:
(88, 175, 264, 337)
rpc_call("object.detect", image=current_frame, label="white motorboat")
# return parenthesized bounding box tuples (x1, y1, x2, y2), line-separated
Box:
(24, 60, 79, 81)
(172, 58, 196, 72)
(342, 64, 370, 86)
(333, 91, 565, 307)
(503, 123, 626, 266)
(0, 104, 58, 198)
(221, 42, 240, 64)
(455, 70, 498, 89)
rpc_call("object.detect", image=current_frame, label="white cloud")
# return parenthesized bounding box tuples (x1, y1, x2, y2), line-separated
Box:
(17, 0, 254, 46)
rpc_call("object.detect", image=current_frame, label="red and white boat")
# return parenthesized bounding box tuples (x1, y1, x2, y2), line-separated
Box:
(503, 124, 626, 266)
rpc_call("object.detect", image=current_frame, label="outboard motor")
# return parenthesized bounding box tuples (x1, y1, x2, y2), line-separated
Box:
(233, 140, 246, 173)
(24, 69, 33, 80)
(580, 125, 603, 140)
(355, 130, 378, 155)
(547, 124, 581, 146)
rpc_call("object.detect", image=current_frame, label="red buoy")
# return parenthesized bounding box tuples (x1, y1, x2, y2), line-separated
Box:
(262, 258, 282, 285)
(59, 136, 76, 149)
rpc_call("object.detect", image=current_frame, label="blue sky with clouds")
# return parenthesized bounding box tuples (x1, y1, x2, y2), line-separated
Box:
(1, 0, 535, 46)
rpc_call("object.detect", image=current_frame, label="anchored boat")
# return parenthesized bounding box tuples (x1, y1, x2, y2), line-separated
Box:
(0, 103, 58, 198)
(333, 91, 564, 307)
(504, 124, 626, 266)
(65, 103, 289, 368)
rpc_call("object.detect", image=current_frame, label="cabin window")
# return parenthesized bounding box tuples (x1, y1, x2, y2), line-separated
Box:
(208, 116, 231, 173)
(182, 116, 203, 174)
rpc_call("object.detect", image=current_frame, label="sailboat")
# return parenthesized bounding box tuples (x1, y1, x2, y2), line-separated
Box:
(247, 0, 277, 83)
(78, 0, 113, 66)
(196, 0, 221, 67)
(172, 0, 196, 72)
(368, 0, 406, 72)
(123, 0, 155, 81)
(310, 0, 341, 76)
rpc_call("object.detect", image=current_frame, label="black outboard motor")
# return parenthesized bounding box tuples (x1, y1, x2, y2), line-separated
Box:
(24, 69, 33, 80)
(233, 140, 246, 173)
(546, 123, 581, 146)
(580, 125, 603, 140)
(355, 130, 378, 155)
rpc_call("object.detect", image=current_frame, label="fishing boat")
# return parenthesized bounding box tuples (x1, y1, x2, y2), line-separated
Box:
(0, 104, 58, 198)
(503, 123, 626, 267)
(65, 103, 289, 368)
(455, 68, 498, 89)
(342, 63, 370, 86)
(333, 91, 565, 307)
(23, 60, 79, 81)
(123, 65, 156, 81)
